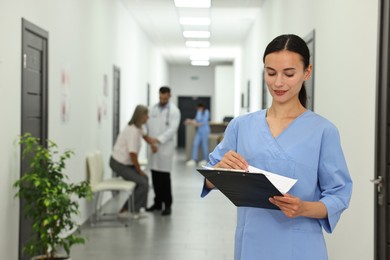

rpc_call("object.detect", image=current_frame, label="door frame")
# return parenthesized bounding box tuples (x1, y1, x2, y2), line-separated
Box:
(112, 65, 121, 146)
(20, 18, 49, 260)
(375, 0, 389, 259)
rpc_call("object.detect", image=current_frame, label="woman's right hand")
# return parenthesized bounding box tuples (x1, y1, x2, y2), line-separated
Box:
(205, 150, 248, 189)
(215, 150, 248, 171)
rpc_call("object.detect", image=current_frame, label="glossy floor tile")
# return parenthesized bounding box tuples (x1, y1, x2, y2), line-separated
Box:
(71, 149, 236, 259)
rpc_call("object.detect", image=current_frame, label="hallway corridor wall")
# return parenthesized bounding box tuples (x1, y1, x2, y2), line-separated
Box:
(240, 0, 378, 259)
(0, 0, 167, 258)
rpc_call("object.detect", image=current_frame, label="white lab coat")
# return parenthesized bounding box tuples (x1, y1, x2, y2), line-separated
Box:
(146, 102, 181, 172)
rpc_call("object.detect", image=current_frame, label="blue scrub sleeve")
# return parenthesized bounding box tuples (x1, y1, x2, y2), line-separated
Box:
(200, 162, 218, 197)
(201, 179, 213, 197)
(200, 120, 238, 198)
(317, 126, 353, 233)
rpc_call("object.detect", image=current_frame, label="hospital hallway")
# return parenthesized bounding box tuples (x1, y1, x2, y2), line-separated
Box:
(71, 148, 236, 259)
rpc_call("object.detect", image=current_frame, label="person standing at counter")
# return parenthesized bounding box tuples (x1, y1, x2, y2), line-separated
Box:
(185, 103, 210, 166)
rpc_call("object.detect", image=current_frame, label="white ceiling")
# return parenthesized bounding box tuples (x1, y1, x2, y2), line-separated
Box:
(122, 0, 264, 65)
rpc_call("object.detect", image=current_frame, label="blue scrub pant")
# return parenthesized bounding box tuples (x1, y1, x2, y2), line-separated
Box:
(192, 129, 209, 161)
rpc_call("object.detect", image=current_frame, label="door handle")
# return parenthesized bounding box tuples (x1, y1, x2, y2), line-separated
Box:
(371, 176, 384, 205)
(370, 176, 382, 185)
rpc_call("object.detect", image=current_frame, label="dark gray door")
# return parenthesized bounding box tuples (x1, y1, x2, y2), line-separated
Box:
(20, 18, 48, 260)
(375, 0, 390, 259)
(177, 96, 211, 148)
(112, 66, 121, 179)
(113, 66, 121, 146)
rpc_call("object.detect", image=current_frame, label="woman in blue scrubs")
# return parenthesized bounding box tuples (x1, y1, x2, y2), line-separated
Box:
(186, 103, 210, 166)
(201, 34, 352, 260)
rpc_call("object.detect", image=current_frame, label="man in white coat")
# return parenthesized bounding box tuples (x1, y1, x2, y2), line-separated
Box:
(145, 86, 181, 216)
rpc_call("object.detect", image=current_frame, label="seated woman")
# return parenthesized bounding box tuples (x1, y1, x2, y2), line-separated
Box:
(109, 105, 149, 218)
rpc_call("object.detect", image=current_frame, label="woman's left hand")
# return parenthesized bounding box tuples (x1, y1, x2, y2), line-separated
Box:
(269, 193, 304, 218)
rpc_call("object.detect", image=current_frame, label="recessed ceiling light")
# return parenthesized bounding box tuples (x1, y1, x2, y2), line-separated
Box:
(190, 55, 210, 61)
(183, 31, 210, 38)
(179, 17, 211, 25)
(174, 0, 211, 8)
(191, 60, 210, 66)
(185, 41, 210, 48)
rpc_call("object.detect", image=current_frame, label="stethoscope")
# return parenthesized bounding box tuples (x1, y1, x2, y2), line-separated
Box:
(155, 103, 170, 126)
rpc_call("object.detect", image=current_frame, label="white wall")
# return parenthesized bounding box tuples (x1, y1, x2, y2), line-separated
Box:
(215, 66, 235, 122)
(169, 65, 215, 119)
(241, 16, 263, 112)
(240, 0, 378, 259)
(0, 0, 167, 259)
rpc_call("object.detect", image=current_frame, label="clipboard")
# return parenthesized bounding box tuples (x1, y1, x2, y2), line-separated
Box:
(197, 168, 283, 210)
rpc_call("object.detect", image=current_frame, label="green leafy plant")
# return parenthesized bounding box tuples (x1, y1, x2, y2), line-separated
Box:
(14, 133, 91, 259)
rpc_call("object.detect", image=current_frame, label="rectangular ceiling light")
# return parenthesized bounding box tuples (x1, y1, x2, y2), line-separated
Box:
(179, 17, 211, 25)
(185, 41, 210, 48)
(190, 55, 210, 61)
(174, 0, 211, 8)
(183, 31, 210, 38)
(191, 60, 210, 66)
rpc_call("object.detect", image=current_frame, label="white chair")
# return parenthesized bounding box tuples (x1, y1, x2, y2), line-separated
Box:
(86, 150, 136, 226)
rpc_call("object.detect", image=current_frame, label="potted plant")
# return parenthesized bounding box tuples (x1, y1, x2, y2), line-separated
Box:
(14, 133, 91, 260)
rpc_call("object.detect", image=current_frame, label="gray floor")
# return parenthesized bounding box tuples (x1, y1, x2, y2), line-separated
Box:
(71, 149, 236, 259)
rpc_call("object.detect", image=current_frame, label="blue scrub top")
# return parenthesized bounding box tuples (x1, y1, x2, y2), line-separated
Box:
(195, 109, 210, 134)
(201, 109, 352, 260)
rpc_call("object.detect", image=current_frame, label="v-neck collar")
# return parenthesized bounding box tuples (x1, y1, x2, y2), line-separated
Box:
(262, 109, 310, 140)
